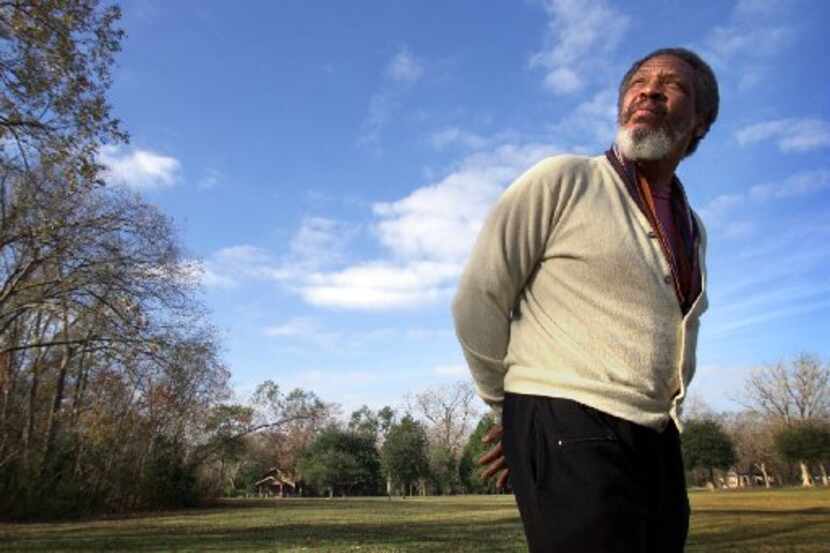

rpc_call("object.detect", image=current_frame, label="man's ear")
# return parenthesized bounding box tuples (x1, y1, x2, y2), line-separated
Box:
(693, 115, 707, 138)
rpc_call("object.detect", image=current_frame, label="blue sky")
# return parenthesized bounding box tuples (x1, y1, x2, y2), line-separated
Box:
(104, 0, 830, 417)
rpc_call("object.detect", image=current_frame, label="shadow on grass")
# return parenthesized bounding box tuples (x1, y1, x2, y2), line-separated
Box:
(693, 507, 830, 516)
(688, 510, 830, 552)
(2, 514, 527, 553)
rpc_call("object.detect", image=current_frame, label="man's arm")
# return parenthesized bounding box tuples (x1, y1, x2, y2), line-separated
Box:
(451, 157, 564, 422)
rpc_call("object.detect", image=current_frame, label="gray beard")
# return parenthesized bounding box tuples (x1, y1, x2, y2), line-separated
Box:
(615, 126, 675, 161)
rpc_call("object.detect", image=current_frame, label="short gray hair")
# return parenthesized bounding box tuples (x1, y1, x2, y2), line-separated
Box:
(618, 47, 719, 157)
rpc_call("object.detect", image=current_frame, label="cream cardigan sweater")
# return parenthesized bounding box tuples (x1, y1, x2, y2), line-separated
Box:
(452, 154, 708, 432)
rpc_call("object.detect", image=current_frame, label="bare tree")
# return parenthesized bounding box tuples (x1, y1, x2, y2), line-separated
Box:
(738, 353, 830, 486)
(740, 354, 830, 424)
(408, 381, 479, 457)
(722, 411, 782, 488)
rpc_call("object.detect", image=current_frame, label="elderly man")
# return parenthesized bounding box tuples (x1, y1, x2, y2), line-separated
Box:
(452, 47, 718, 552)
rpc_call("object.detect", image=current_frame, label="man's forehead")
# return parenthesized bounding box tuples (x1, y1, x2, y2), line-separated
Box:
(633, 55, 694, 78)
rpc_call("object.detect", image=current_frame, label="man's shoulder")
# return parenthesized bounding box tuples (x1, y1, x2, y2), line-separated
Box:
(520, 153, 608, 181)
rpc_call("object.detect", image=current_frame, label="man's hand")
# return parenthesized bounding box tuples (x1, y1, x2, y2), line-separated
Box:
(478, 424, 509, 490)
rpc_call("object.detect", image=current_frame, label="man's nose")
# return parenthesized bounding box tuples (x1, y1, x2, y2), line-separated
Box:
(638, 79, 666, 101)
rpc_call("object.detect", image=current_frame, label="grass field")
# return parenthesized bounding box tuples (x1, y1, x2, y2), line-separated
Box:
(1, 487, 828, 552)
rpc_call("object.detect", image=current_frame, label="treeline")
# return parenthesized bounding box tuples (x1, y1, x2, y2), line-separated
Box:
(211, 382, 497, 499)
(680, 353, 830, 489)
(212, 356, 830, 501)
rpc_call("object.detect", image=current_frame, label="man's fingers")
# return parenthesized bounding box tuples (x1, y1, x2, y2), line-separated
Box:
(477, 441, 503, 465)
(496, 468, 510, 490)
(480, 456, 507, 480)
(482, 424, 504, 444)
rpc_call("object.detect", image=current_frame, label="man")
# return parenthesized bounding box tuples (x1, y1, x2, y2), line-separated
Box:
(451, 47, 718, 552)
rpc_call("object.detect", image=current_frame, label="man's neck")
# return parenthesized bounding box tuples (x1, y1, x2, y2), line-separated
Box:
(635, 155, 681, 193)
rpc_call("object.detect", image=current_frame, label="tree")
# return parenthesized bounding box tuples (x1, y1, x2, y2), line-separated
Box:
(381, 415, 429, 497)
(740, 353, 830, 424)
(297, 427, 381, 497)
(0, 0, 127, 189)
(681, 419, 736, 488)
(775, 422, 830, 487)
(459, 414, 498, 494)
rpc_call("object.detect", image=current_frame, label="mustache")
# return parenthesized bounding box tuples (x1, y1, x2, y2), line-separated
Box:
(622, 100, 667, 121)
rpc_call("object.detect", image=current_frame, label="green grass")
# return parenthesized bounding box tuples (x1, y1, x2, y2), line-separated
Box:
(1, 488, 828, 552)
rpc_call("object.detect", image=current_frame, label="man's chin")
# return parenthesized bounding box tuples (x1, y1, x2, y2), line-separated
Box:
(615, 127, 673, 161)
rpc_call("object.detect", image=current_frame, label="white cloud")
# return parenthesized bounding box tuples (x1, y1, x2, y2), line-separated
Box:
(99, 145, 181, 189)
(372, 143, 555, 264)
(202, 142, 556, 310)
(750, 169, 830, 200)
(530, 0, 629, 95)
(387, 48, 424, 83)
(297, 141, 556, 310)
(301, 260, 461, 310)
(736, 118, 830, 152)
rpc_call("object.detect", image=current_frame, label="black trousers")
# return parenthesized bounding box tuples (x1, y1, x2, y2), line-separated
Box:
(502, 393, 690, 553)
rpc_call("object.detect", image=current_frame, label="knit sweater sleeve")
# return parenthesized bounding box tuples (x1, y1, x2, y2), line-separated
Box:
(451, 156, 566, 422)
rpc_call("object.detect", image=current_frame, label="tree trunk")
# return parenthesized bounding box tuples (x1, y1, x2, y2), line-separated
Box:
(819, 463, 828, 486)
(21, 312, 47, 474)
(39, 339, 73, 479)
(758, 463, 771, 488)
(799, 461, 814, 487)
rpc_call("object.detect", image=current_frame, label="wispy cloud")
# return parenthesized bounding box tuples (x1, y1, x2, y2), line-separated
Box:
(264, 317, 320, 337)
(736, 118, 830, 152)
(387, 48, 424, 83)
(360, 46, 424, 148)
(433, 364, 468, 377)
(698, 0, 794, 90)
(530, 0, 629, 95)
(200, 217, 360, 289)
(198, 168, 223, 189)
(709, 297, 830, 338)
(551, 88, 618, 147)
(750, 169, 830, 200)
(430, 127, 490, 151)
(705, 24, 792, 61)
(288, 217, 359, 271)
(99, 145, 181, 189)
(699, 169, 830, 236)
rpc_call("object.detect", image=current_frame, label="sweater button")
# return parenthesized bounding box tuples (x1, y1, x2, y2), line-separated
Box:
(647, 231, 658, 239)
(664, 275, 673, 284)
